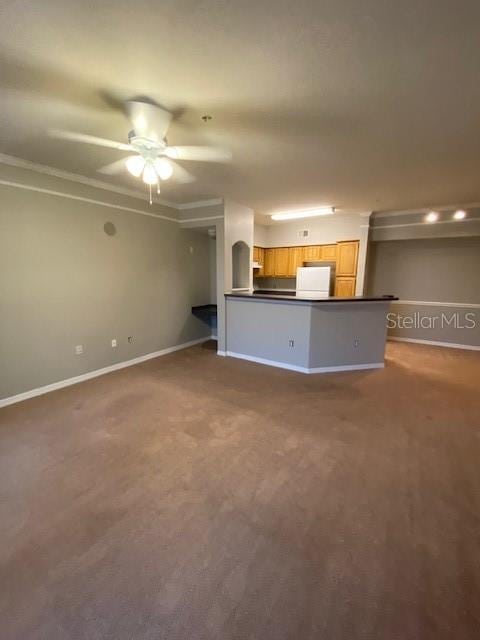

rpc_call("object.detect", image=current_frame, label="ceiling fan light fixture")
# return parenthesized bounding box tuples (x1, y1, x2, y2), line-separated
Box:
(165, 147, 179, 160)
(154, 158, 173, 180)
(125, 155, 145, 177)
(271, 207, 335, 221)
(142, 161, 158, 185)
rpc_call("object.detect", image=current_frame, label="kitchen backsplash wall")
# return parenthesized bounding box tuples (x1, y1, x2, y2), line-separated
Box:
(253, 277, 296, 290)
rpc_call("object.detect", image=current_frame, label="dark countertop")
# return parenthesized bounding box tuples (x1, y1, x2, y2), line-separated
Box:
(225, 291, 398, 303)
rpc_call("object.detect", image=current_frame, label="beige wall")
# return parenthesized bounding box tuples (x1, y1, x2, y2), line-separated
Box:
(367, 237, 480, 303)
(224, 199, 254, 293)
(0, 169, 213, 401)
(254, 224, 268, 247)
(367, 237, 480, 347)
(177, 202, 226, 351)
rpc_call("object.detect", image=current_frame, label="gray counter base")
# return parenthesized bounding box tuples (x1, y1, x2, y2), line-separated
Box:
(225, 297, 391, 374)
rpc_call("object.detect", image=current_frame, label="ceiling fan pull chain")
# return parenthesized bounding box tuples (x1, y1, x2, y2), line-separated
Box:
(149, 183, 152, 205)
(157, 182, 161, 195)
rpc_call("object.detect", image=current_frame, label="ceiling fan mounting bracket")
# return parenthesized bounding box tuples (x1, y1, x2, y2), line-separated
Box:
(128, 134, 167, 159)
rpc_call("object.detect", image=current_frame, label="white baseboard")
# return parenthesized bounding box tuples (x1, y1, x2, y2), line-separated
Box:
(216, 350, 226, 356)
(388, 336, 480, 351)
(226, 351, 308, 372)
(225, 351, 384, 374)
(0, 336, 211, 409)
(391, 300, 480, 309)
(308, 362, 385, 373)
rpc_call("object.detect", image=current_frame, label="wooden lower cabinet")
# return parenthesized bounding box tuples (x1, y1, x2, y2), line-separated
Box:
(334, 277, 356, 297)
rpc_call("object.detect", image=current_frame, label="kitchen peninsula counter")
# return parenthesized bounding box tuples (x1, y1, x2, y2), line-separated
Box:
(226, 291, 397, 303)
(224, 292, 398, 373)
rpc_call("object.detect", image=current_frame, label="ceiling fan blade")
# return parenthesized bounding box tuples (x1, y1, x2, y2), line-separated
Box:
(49, 129, 132, 151)
(165, 145, 232, 162)
(126, 100, 172, 141)
(168, 160, 195, 184)
(97, 156, 135, 175)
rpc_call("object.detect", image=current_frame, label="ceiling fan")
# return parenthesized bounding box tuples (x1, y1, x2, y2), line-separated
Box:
(49, 99, 232, 203)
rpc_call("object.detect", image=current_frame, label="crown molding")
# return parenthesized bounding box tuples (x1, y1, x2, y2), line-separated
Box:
(179, 215, 224, 224)
(0, 153, 227, 211)
(371, 216, 479, 230)
(0, 152, 228, 212)
(177, 198, 224, 210)
(374, 203, 480, 219)
(0, 152, 182, 209)
(0, 178, 178, 222)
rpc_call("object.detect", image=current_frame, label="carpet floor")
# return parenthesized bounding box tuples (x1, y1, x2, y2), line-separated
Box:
(1, 341, 479, 639)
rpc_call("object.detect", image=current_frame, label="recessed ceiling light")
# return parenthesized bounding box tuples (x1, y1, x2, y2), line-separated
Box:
(425, 211, 439, 223)
(453, 209, 466, 220)
(271, 207, 335, 221)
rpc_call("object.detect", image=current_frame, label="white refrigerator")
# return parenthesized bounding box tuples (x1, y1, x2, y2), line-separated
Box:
(296, 266, 331, 297)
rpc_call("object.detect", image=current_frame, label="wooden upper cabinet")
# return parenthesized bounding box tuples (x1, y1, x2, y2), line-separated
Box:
(253, 246, 265, 276)
(255, 242, 358, 279)
(287, 247, 304, 277)
(274, 247, 290, 276)
(336, 241, 359, 276)
(303, 245, 323, 262)
(263, 248, 275, 277)
(321, 244, 337, 261)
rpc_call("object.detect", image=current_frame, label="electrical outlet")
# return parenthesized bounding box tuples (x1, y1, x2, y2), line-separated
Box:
(354, 339, 360, 348)
(288, 339, 295, 347)
(111, 339, 117, 348)
(127, 336, 134, 343)
(75, 345, 83, 355)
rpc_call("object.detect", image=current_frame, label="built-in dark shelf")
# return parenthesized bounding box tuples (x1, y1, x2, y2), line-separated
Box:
(192, 304, 217, 315)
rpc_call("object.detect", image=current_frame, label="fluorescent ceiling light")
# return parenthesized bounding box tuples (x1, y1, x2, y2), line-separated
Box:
(453, 209, 466, 220)
(271, 207, 335, 221)
(425, 211, 439, 223)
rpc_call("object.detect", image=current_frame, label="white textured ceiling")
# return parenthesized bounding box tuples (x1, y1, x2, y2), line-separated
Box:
(1, 0, 480, 216)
